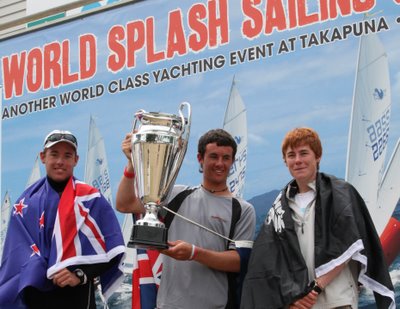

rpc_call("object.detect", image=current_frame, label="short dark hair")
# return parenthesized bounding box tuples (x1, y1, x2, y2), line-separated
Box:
(197, 129, 237, 159)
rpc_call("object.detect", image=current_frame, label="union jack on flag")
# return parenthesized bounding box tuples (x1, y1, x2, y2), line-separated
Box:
(0, 177, 125, 308)
(132, 248, 163, 309)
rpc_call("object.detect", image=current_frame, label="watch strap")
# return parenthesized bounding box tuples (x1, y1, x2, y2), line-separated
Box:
(310, 279, 323, 294)
(73, 268, 87, 285)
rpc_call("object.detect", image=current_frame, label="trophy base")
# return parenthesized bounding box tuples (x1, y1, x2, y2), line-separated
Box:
(128, 224, 169, 249)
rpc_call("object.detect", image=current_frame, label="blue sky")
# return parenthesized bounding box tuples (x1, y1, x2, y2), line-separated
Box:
(1, 0, 400, 204)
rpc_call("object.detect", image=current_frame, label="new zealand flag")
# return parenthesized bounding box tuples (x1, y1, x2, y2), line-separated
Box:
(0, 177, 125, 308)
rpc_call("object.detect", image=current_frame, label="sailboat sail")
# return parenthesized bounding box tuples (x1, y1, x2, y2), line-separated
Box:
(83, 116, 135, 273)
(223, 78, 247, 198)
(0, 191, 11, 265)
(121, 214, 136, 273)
(84, 116, 113, 207)
(26, 155, 41, 188)
(376, 139, 400, 233)
(345, 30, 399, 236)
(84, 117, 115, 308)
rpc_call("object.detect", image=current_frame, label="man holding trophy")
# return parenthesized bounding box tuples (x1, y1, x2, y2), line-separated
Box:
(116, 113, 256, 309)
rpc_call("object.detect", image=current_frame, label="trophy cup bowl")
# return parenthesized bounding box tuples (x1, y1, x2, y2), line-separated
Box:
(128, 102, 191, 249)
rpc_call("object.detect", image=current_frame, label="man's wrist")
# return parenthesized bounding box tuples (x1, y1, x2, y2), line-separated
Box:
(189, 244, 198, 260)
(73, 269, 87, 285)
(123, 166, 135, 179)
(309, 279, 323, 294)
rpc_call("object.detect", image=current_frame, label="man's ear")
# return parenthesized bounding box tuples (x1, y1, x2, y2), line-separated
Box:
(197, 153, 204, 173)
(39, 151, 46, 163)
(74, 154, 80, 166)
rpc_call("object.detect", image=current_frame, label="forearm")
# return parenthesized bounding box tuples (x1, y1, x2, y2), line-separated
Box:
(161, 240, 241, 272)
(115, 163, 144, 214)
(315, 262, 347, 289)
(193, 247, 240, 273)
(76, 256, 120, 280)
(290, 262, 348, 308)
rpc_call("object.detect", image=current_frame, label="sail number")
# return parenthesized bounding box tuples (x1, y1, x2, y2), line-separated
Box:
(228, 149, 246, 193)
(367, 109, 390, 161)
(91, 169, 111, 193)
(229, 167, 246, 192)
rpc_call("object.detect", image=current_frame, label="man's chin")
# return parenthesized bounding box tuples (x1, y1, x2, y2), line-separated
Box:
(51, 175, 70, 182)
(212, 176, 227, 183)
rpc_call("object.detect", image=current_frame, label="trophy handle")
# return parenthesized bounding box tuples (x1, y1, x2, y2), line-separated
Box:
(178, 102, 191, 141)
(132, 109, 146, 133)
(159, 102, 192, 204)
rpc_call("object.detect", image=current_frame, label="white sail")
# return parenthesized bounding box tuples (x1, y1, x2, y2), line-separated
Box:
(345, 30, 398, 235)
(84, 117, 134, 280)
(84, 117, 115, 307)
(0, 191, 11, 265)
(376, 139, 400, 234)
(26, 155, 41, 188)
(121, 214, 136, 274)
(223, 78, 247, 198)
(84, 116, 113, 207)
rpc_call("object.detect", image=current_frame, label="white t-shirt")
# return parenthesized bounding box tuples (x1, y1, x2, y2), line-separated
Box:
(287, 182, 359, 309)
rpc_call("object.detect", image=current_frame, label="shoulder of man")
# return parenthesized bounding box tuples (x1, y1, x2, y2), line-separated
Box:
(317, 172, 363, 219)
(318, 172, 350, 188)
(232, 197, 256, 223)
(167, 184, 199, 201)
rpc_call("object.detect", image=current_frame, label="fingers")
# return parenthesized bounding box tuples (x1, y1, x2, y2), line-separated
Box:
(290, 302, 311, 309)
(160, 240, 192, 260)
(122, 133, 133, 160)
(167, 240, 179, 247)
(290, 291, 318, 309)
(52, 269, 80, 288)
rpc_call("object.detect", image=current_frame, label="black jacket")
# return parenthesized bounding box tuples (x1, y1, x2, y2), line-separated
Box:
(241, 173, 395, 309)
(24, 257, 119, 309)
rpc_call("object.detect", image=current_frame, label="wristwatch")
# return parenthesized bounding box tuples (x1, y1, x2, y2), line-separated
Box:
(309, 279, 323, 294)
(73, 268, 87, 285)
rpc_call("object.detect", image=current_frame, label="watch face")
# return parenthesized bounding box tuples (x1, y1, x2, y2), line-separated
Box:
(313, 285, 323, 294)
(312, 280, 323, 294)
(74, 269, 85, 284)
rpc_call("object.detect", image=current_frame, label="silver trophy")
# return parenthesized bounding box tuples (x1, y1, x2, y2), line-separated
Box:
(128, 102, 191, 249)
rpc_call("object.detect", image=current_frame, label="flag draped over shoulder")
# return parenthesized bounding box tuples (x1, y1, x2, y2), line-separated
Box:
(241, 173, 395, 309)
(0, 177, 125, 308)
(132, 248, 163, 308)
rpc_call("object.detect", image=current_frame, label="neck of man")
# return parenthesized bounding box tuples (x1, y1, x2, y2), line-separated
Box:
(296, 175, 316, 193)
(298, 185, 312, 194)
(47, 176, 69, 195)
(201, 182, 231, 196)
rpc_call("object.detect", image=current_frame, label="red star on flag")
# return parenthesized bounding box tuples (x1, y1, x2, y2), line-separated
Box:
(31, 244, 41, 256)
(13, 198, 28, 217)
(39, 211, 45, 229)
